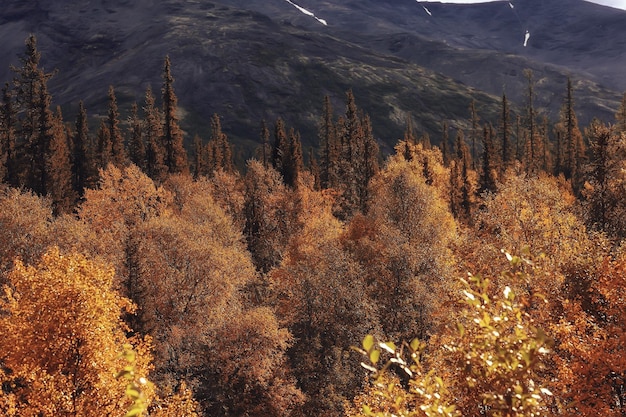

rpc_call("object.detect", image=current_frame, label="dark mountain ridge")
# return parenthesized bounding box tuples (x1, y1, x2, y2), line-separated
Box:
(1, 0, 624, 157)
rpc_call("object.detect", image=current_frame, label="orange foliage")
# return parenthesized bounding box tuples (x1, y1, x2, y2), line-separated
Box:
(0, 247, 154, 416)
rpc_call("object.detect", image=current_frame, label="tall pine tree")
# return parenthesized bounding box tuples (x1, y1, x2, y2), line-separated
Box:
(161, 56, 188, 174)
(107, 86, 126, 167)
(72, 101, 95, 196)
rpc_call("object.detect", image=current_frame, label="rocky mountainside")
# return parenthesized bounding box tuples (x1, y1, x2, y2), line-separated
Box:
(1, 0, 624, 156)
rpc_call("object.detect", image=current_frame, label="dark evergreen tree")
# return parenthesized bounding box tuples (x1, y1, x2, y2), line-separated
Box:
(207, 113, 233, 174)
(308, 147, 320, 190)
(450, 130, 472, 220)
(11, 35, 54, 189)
(96, 119, 112, 170)
(419, 132, 431, 149)
(272, 117, 289, 176)
(161, 56, 188, 174)
(561, 77, 585, 188)
(479, 124, 498, 194)
(361, 113, 380, 212)
(499, 93, 512, 175)
(47, 106, 74, 214)
(283, 128, 304, 187)
(585, 120, 617, 233)
(107, 86, 126, 167)
(143, 87, 167, 182)
(28, 70, 55, 195)
(128, 102, 146, 171)
(523, 69, 538, 173)
(469, 99, 480, 170)
(441, 121, 451, 167)
(260, 119, 271, 169)
(72, 101, 95, 196)
(319, 95, 338, 189)
(0, 83, 17, 185)
(192, 134, 204, 179)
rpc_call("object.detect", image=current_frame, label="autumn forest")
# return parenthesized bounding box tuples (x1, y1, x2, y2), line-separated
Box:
(2, 35, 626, 417)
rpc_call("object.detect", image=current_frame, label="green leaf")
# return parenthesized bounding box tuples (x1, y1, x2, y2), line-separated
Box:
(457, 322, 465, 338)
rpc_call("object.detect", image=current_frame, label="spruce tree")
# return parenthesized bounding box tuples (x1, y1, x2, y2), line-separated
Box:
(441, 121, 450, 167)
(361, 113, 380, 212)
(0, 83, 17, 185)
(272, 117, 289, 176)
(260, 119, 271, 169)
(524, 69, 538, 173)
(207, 113, 233, 173)
(499, 93, 511, 175)
(451, 130, 472, 220)
(96, 119, 112, 170)
(284, 128, 304, 187)
(469, 99, 480, 170)
(318, 95, 337, 189)
(561, 77, 585, 188)
(143, 87, 167, 182)
(47, 106, 74, 214)
(128, 102, 146, 171)
(161, 56, 188, 174)
(192, 134, 204, 179)
(12, 35, 54, 190)
(28, 70, 55, 195)
(107, 86, 126, 167)
(72, 101, 95, 196)
(479, 124, 498, 194)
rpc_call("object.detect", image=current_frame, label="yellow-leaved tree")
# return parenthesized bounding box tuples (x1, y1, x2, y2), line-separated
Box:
(0, 247, 154, 416)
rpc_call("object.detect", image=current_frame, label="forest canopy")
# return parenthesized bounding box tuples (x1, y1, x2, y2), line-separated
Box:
(1, 35, 626, 417)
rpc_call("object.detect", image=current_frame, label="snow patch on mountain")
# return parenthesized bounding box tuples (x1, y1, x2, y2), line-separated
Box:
(284, 0, 327, 25)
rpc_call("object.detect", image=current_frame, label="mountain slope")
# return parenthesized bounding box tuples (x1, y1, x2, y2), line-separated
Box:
(0, 0, 624, 157)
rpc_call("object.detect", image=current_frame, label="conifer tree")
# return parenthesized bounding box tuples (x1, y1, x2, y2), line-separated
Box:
(128, 102, 146, 171)
(361, 113, 380, 212)
(0, 83, 17, 185)
(420, 132, 431, 149)
(451, 130, 472, 220)
(479, 124, 498, 194)
(334, 90, 368, 218)
(47, 106, 74, 214)
(12, 35, 55, 192)
(107, 85, 126, 167)
(469, 99, 480, 170)
(143, 87, 167, 182)
(207, 113, 233, 174)
(28, 70, 55, 196)
(260, 119, 271, 169)
(308, 147, 320, 190)
(319, 95, 338, 189)
(499, 93, 511, 175)
(192, 134, 204, 179)
(12, 35, 48, 165)
(73, 101, 95, 196)
(96, 119, 112, 170)
(284, 127, 304, 187)
(404, 113, 416, 145)
(272, 117, 289, 176)
(559, 77, 585, 190)
(524, 69, 538, 173)
(161, 56, 188, 174)
(441, 121, 450, 166)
